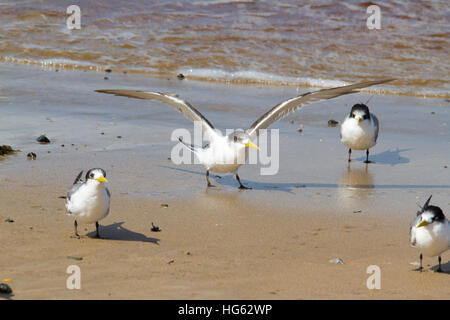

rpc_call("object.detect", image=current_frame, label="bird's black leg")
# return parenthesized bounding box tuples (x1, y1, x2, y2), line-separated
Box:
(206, 170, 215, 187)
(437, 256, 442, 272)
(420, 253, 423, 271)
(95, 221, 101, 239)
(348, 149, 352, 162)
(364, 149, 371, 163)
(236, 174, 251, 190)
(74, 220, 80, 239)
(415, 253, 423, 272)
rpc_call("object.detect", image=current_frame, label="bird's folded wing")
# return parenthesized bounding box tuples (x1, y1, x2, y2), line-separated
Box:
(95, 90, 218, 140)
(64, 170, 84, 200)
(372, 114, 380, 142)
(246, 79, 395, 138)
(66, 181, 84, 201)
(73, 171, 83, 185)
(409, 215, 421, 247)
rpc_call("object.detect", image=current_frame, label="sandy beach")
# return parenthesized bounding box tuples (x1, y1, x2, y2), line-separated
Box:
(0, 63, 449, 299)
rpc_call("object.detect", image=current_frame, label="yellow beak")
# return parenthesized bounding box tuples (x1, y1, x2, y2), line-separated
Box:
(356, 116, 362, 123)
(416, 220, 430, 228)
(96, 176, 108, 183)
(245, 141, 260, 150)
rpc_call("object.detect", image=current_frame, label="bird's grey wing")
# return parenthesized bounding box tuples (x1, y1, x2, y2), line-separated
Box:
(247, 79, 395, 138)
(73, 171, 83, 185)
(105, 187, 111, 214)
(65, 171, 84, 201)
(409, 215, 421, 247)
(66, 182, 84, 201)
(95, 90, 219, 140)
(372, 114, 379, 142)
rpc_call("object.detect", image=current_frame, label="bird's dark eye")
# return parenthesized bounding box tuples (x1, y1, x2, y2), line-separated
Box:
(90, 173, 94, 178)
(234, 136, 237, 142)
(350, 113, 355, 118)
(363, 115, 368, 120)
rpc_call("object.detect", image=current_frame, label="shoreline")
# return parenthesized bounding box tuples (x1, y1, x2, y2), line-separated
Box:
(1, 59, 449, 100)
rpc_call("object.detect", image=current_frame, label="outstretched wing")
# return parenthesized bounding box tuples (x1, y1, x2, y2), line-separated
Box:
(246, 79, 395, 138)
(95, 90, 218, 140)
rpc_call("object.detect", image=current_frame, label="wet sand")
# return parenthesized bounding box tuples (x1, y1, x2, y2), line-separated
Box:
(0, 63, 449, 299)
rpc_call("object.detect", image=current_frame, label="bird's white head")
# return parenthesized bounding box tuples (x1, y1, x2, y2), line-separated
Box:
(86, 168, 108, 184)
(349, 103, 371, 124)
(228, 130, 260, 151)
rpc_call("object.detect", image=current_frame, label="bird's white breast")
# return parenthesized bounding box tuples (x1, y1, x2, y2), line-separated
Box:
(66, 183, 110, 224)
(340, 118, 376, 150)
(198, 136, 245, 173)
(411, 220, 450, 257)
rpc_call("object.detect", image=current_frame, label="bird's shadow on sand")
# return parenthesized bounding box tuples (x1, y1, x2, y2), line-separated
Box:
(355, 148, 411, 165)
(160, 165, 303, 194)
(430, 261, 450, 274)
(87, 222, 159, 244)
(0, 293, 14, 300)
(160, 165, 450, 193)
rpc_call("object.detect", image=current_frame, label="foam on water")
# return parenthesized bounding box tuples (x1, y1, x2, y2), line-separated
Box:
(179, 68, 349, 88)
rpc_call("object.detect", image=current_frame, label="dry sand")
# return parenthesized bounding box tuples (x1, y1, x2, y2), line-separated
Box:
(0, 181, 449, 300)
(0, 63, 449, 299)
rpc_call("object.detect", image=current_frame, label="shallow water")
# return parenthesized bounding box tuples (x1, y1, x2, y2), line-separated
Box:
(0, 63, 448, 216)
(0, 0, 449, 97)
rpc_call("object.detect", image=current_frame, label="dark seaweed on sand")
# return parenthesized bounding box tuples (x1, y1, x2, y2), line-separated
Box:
(0, 145, 15, 156)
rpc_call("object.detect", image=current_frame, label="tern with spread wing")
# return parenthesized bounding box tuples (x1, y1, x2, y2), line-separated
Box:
(96, 79, 393, 189)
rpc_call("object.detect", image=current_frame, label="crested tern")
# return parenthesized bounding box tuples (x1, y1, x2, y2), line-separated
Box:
(97, 79, 393, 188)
(65, 168, 110, 238)
(410, 195, 450, 272)
(340, 103, 379, 163)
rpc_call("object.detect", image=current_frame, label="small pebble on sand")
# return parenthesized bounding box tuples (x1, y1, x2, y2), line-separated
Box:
(151, 222, 161, 232)
(27, 152, 37, 160)
(328, 120, 339, 127)
(329, 258, 344, 265)
(36, 135, 50, 144)
(67, 256, 83, 261)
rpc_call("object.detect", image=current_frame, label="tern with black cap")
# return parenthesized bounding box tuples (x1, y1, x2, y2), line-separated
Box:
(340, 103, 379, 163)
(410, 195, 450, 272)
(65, 168, 110, 238)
